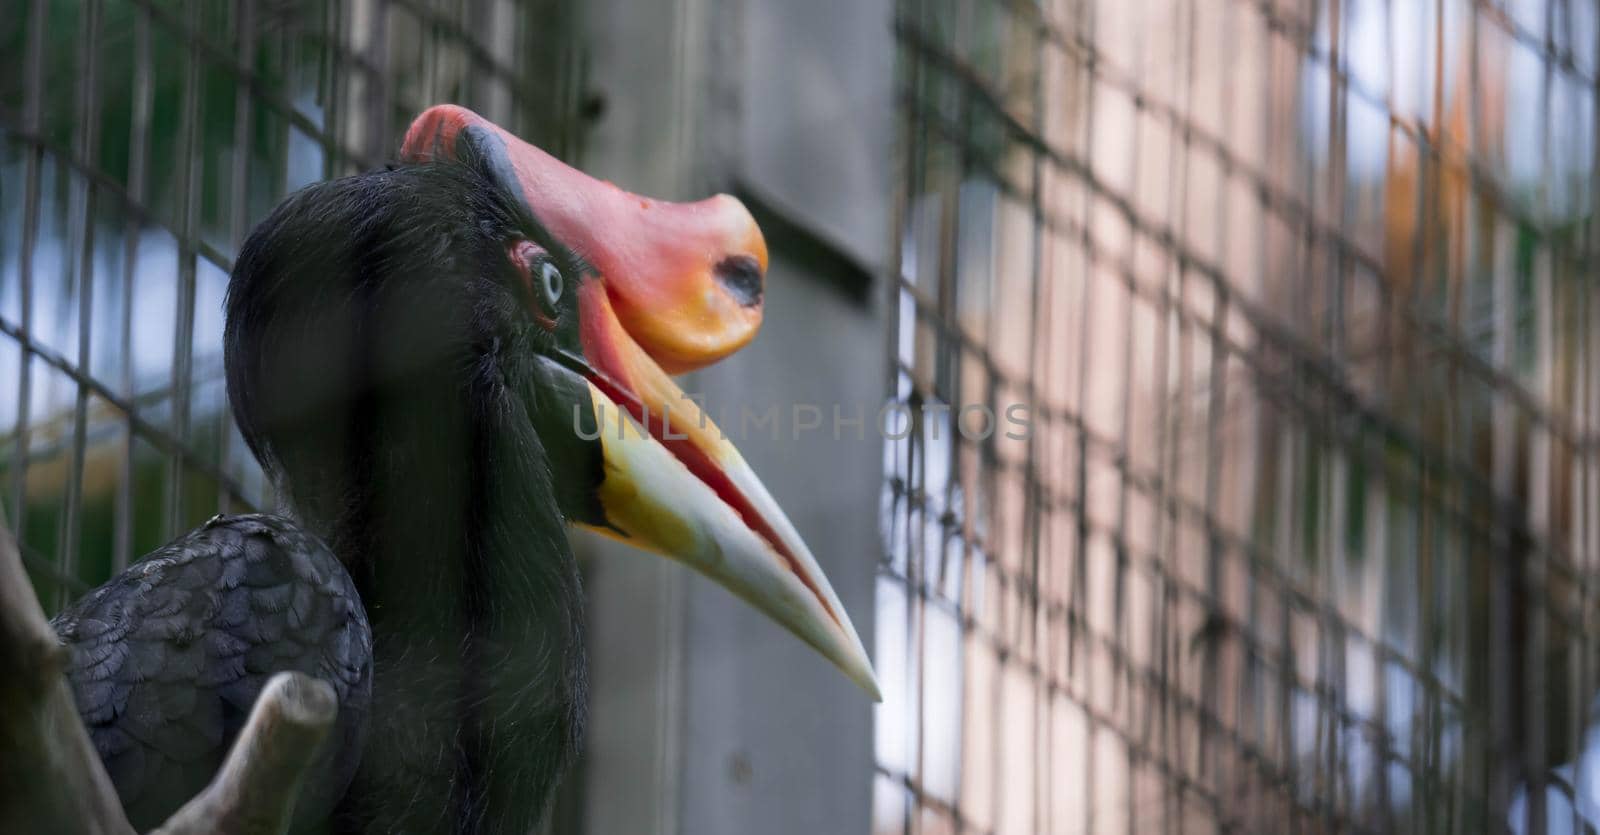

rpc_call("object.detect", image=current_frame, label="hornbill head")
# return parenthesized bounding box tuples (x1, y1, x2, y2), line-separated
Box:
(227, 105, 879, 700)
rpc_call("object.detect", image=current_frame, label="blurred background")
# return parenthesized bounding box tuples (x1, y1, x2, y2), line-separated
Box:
(1, 0, 1595, 833)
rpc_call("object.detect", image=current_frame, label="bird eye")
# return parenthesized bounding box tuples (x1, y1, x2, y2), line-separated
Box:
(508, 239, 563, 327)
(539, 261, 564, 307)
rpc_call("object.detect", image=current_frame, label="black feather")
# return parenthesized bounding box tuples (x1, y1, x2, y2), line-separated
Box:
(52, 515, 373, 833)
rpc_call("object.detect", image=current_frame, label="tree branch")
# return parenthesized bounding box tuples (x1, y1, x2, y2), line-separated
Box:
(151, 672, 338, 835)
(0, 520, 135, 835)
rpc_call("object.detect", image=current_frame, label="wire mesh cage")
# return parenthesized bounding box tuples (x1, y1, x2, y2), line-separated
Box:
(880, 0, 1597, 833)
(0, 0, 585, 614)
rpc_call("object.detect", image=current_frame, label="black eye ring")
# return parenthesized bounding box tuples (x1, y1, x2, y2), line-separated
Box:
(539, 260, 564, 307)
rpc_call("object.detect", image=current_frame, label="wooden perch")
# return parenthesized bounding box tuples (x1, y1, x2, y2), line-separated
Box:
(0, 520, 135, 835)
(151, 672, 337, 835)
(0, 515, 339, 835)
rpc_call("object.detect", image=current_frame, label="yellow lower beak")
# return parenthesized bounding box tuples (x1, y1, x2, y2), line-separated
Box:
(578, 381, 881, 701)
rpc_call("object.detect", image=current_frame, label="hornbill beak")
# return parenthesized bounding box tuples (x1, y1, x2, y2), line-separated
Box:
(402, 106, 881, 701)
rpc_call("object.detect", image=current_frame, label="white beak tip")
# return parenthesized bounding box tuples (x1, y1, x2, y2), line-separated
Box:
(859, 671, 884, 703)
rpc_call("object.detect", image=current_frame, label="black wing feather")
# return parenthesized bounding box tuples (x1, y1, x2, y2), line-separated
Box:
(51, 514, 372, 832)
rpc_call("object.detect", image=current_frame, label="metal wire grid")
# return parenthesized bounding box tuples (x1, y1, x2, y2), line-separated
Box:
(880, 0, 1598, 833)
(0, 0, 584, 613)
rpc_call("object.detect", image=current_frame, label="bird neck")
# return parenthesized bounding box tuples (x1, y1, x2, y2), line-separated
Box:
(277, 347, 585, 654)
(297, 360, 589, 833)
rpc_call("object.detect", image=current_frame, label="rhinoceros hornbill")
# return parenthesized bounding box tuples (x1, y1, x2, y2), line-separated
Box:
(47, 105, 879, 834)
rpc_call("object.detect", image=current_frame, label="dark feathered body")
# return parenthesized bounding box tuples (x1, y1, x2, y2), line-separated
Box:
(226, 164, 592, 833)
(52, 514, 371, 833)
(55, 162, 595, 834)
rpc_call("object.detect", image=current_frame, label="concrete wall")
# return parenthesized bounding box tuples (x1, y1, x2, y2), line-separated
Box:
(574, 0, 891, 832)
